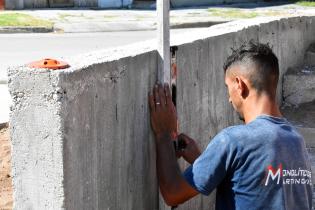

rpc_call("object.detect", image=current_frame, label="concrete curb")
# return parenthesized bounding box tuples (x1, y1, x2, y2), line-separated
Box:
(0, 26, 54, 33)
(0, 20, 226, 34)
(171, 20, 228, 29)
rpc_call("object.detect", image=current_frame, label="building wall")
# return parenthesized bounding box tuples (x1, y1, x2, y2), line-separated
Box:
(24, 0, 47, 8)
(5, 0, 282, 9)
(8, 16, 315, 209)
(5, 0, 23, 9)
(74, 0, 97, 7)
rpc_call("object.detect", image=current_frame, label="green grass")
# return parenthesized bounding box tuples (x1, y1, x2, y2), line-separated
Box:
(295, 1, 315, 7)
(0, 13, 53, 27)
(206, 8, 289, 19)
(207, 8, 258, 19)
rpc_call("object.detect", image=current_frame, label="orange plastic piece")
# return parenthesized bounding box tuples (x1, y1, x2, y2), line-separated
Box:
(28, 58, 70, 70)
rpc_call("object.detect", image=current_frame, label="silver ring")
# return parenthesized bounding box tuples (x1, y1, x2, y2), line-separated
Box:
(156, 102, 160, 105)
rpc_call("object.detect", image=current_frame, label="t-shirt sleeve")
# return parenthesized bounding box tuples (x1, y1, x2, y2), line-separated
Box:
(183, 131, 238, 195)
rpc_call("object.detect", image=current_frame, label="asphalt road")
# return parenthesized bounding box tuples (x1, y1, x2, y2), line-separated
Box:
(0, 28, 205, 123)
(0, 28, 203, 83)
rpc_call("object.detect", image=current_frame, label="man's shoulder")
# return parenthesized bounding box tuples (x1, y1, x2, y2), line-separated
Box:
(210, 125, 248, 148)
(217, 124, 260, 147)
(221, 124, 249, 139)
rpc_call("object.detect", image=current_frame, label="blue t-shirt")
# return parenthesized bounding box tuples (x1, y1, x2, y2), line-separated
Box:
(183, 115, 312, 210)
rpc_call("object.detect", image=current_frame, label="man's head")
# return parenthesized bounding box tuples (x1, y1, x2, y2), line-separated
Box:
(223, 41, 279, 120)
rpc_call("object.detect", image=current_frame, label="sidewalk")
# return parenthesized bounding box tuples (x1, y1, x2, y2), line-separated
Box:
(1, 3, 315, 33)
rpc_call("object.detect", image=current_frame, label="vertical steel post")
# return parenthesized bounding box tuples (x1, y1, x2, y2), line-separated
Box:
(157, 0, 170, 84)
(157, 1, 173, 209)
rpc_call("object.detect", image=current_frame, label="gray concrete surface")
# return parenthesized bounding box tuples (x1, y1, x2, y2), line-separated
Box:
(282, 101, 315, 148)
(283, 43, 315, 106)
(282, 101, 315, 207)
(8, 16, 315, 209)
(283, 66, 315, 106)
(305, 43, 315, 67)
(8, 66, 65, 209)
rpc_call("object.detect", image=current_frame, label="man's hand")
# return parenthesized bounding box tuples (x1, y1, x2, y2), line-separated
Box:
(176, 134, 201, 164)
(149, 83, 177, 139)
(148, 84, 199, 206)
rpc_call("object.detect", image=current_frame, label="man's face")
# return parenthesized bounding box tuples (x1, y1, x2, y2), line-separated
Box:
(224, 66, 244, 121)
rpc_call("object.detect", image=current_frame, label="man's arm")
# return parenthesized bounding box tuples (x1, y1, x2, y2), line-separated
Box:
(156, 133, 198, 206)
(149, 84, 199, 206)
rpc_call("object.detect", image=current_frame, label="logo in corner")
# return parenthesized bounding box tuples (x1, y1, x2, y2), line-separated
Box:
(265, 164, 282, 186)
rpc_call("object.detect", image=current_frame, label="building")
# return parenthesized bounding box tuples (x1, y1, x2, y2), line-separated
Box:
(3, 0, 262, 10)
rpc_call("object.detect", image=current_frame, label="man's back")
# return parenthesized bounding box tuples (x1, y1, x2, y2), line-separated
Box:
(184, 115, 312, 210)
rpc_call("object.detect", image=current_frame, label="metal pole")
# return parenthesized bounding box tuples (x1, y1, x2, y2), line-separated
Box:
(157, 0, 170, 84)
(157, 1, 173, 209)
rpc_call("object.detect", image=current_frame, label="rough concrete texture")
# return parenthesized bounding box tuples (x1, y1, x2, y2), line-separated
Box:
(282, 42, 315, 106)
(305, 43, 315, 67)
(282, 101, 315, 206)
(305, 51, 315, 67)
(283, 66, 315, 106)
(282, 101, 315, 149)
(8, 16, 315, 210)
(8, 67, 65, 209)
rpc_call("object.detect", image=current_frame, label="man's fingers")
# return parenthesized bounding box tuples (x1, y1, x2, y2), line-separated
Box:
(158, 84, 166, 107)
(176, 150, 184, 158)
(178, 133, 192, 145)
(154, 84, 161, 111)
(164, 83, 172, 105)
(149, 92, 155, 112)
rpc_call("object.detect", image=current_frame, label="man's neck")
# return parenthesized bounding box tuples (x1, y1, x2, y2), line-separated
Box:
(243, 93, 282, 124)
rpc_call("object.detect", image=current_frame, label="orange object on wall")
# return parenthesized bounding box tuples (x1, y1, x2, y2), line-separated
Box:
(0, 0, 4, 10)
(27, 58, 70, 70)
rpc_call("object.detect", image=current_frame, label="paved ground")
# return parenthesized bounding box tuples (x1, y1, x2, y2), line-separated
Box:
(1, 3, 315, 33)
(0, 28, 203, 123)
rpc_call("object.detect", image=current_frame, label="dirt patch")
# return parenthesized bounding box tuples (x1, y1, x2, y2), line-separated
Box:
(0, 124, 13, 210)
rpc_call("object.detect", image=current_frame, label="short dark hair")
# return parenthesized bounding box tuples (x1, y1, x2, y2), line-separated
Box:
(223, 41, 279, 94)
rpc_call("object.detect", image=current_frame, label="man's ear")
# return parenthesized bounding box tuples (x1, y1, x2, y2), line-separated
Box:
(235, 76, 249, 99)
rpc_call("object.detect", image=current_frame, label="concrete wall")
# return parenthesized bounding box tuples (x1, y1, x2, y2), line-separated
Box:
(8, 16, 315, 210)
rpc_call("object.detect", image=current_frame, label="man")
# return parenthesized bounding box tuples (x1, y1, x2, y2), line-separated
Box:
(149, 42, 312, 210)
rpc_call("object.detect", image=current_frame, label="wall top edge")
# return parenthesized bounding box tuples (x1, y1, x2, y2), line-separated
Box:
(8, 15, 315, 77)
